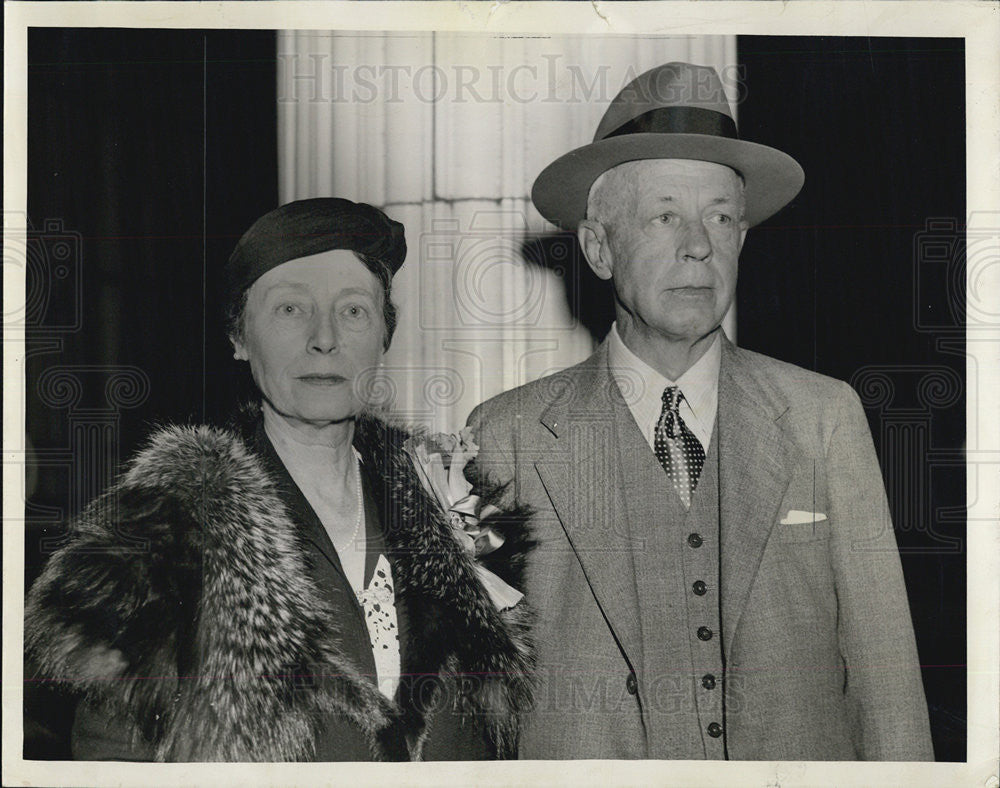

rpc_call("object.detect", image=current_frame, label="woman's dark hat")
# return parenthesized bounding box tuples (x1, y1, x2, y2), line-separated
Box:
(531, 62, 804, 229)
(224, 198, 406, 300)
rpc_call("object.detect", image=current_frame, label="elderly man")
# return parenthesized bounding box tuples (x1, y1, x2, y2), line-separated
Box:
(468, 62, 933, 760)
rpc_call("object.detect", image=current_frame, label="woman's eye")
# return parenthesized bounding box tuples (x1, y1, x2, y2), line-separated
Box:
(340, 304, 371, 322)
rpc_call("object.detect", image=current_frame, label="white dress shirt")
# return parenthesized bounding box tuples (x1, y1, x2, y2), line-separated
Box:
(607, 322, 721, 452)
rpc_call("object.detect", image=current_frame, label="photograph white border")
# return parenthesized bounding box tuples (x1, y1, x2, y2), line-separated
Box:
(4, 2, 998, 786)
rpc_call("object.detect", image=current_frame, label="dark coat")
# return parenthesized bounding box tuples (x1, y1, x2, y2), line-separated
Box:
(24, 411, 535, 761)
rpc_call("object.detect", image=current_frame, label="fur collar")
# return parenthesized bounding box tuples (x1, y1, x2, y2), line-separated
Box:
(25, 408, 534, 761)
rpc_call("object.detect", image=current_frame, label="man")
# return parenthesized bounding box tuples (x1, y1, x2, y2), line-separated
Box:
(468, 62, 933, 760)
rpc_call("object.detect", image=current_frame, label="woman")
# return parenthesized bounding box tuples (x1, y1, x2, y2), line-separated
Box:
(24, 198, 534, 761)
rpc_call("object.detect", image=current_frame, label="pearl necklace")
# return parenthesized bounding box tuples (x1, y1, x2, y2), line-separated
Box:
(333, 448, 363, 552)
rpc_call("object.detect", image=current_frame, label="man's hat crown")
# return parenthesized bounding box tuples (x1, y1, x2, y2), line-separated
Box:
(595, 62, 734, 142)
(531, 61, 804, 229)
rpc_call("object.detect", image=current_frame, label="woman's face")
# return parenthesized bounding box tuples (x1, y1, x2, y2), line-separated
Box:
(232, 249, 387, 425)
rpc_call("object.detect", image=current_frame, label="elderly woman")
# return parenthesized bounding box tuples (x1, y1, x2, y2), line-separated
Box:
(24, 199, 534, 761)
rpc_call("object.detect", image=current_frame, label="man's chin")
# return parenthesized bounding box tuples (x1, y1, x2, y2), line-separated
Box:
(650, 315, 723, 344)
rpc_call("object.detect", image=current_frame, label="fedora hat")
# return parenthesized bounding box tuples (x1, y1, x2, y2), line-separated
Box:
(531, 61, 804, 229)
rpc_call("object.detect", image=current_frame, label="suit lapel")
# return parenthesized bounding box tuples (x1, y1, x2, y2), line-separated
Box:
(717, 339, 793, 660)
(534, 343, 645, 674)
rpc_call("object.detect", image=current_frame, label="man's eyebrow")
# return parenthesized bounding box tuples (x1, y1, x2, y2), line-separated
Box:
(651, 195, 739, 204)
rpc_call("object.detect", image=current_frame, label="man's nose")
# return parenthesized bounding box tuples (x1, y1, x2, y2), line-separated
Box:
(309, 311, 339, 353)
(679, 220, 712, 262)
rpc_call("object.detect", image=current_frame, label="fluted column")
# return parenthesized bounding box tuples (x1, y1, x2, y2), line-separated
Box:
(278, 32, 737, 429)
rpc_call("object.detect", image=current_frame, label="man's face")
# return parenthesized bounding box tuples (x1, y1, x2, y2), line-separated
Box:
(587, 159, 747, 345)
(232, 249, 386, 425)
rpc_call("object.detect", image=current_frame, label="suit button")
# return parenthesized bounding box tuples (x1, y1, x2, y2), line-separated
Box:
(701, 673, 716, 690)
(697, 626, 713, 641)
(687, 533, 703, 548)
(626, 673, 638, 695)
(692, 580, 707, 596)
(707, 722, 724, 738)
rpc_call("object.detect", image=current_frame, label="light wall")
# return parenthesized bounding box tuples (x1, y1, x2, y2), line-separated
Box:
(278, 32, 737, 430)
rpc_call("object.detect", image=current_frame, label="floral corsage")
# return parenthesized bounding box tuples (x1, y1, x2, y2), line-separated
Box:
(403, 427, 524, 612)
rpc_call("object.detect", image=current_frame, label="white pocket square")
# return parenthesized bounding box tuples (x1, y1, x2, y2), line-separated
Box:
(780, 509, 828, 524)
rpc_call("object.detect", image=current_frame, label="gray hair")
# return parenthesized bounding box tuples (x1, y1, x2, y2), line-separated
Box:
(585, 165, 636, 229)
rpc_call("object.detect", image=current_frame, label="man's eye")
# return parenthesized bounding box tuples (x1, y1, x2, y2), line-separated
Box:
(710, 213, 733, 225)
(655, 213, 676, 225)
(277, 303, 305, 316)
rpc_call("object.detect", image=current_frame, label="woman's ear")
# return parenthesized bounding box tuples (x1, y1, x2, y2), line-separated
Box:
(230, 334, 249, 362)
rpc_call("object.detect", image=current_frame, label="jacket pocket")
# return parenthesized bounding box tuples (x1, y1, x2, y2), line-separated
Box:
(772, 517, 832, 543)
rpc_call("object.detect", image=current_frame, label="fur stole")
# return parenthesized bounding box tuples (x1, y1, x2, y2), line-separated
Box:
(24, 409, 535, 761)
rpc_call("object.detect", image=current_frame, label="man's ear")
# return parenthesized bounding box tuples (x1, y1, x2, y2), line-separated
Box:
(578, 219, 614, 281)
(738, 220, 749, 253)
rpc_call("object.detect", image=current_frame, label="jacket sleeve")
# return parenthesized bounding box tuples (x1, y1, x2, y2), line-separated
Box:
(826, 383, 934, 760)
(466, 400, 517, 493)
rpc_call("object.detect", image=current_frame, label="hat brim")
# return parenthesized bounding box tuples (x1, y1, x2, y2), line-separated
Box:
(531, 134, 804, 230)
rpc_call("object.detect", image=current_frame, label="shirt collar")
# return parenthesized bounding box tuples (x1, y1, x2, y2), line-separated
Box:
(606, 322, 722, 447)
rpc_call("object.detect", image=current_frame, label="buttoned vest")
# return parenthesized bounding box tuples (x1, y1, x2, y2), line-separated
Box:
(629, 420, 725, 759)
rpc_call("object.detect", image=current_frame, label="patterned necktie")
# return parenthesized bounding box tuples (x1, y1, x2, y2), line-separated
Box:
(654, 386, 706, 508)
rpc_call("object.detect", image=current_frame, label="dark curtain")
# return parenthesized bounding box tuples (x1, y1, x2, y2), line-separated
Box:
(24, 28, 278, 758)
(737, 36, 966, 762)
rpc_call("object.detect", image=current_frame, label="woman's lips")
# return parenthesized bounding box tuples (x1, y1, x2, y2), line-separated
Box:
(297, 374, 348, 385)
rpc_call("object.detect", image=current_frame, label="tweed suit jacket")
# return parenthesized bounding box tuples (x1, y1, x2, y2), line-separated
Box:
(468, 335, 933, 761)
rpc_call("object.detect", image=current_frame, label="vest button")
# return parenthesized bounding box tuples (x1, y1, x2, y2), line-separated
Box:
(692, 580, 707, 596)
(701, 673, 717, 690)
(687, 532, 703, 548)
(707, 721, 724, 738)
(626, 672, 638, 696)
(697, 626, 713, 641)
